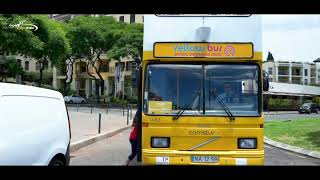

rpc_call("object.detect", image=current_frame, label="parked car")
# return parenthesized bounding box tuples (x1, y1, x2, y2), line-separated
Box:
(64, 94, 86, 104)
(0, 83, 71, 165)
(298, 103, 319, 114)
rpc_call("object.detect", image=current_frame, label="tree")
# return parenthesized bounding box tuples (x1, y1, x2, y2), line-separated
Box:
(26, 15, 70, 87)
(0, 15, 43, 56)
(0, 15, 43, 84)
(67, 16, 119, 104)
(46, 22, 73, 96)
(108, 23, 143, 61)
(267, 51, 274, 61)
(0, 56, 24, 82)
(108, 23, 143, 98)
(0, 15, 70, 87)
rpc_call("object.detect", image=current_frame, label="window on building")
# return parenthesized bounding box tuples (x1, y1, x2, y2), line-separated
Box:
(304, 79, 308, 85)
(80, 79, 86, 89)
(278, 76, 289, 83)
(100, 64, 109, 72)
(16, 59, 22, 67)
(304, 69, 308, 76)
(36, 62, 41, 70)
(44, 61, 49, 69)
(119, 16, 124, 22)
(81, 66, 86, 73)
(268, 67, 272, 75)
(130, 14, 135, 24)
(126, 62, 133, 71)
(116, 62, 125, 71)
(25, 61, 29, 71)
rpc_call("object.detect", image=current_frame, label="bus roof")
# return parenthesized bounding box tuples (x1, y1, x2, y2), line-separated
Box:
(143, 15, 262, 60)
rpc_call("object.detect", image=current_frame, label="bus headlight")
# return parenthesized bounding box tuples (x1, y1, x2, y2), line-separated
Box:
(151, 137, 170, 148)
(238, 138, 257, 149)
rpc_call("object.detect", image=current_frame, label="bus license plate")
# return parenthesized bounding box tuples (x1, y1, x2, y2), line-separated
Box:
(192, 156, 219, 163)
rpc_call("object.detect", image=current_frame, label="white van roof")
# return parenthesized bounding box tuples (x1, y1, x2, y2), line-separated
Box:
(0, 83, 63, 100)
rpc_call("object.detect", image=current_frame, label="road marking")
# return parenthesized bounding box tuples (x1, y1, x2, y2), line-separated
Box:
(284, 151, 306, 159)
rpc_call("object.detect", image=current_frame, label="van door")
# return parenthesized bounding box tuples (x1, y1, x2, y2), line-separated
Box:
(0, 95, 69, 165)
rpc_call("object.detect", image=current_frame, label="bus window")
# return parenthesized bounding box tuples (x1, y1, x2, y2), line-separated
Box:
(205, 64, 260, 116)
(144, 64, 203, 115)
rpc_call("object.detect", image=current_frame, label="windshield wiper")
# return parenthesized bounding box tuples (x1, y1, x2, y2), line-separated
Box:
(173, 103, 190, 120)
(173, 91, 201, 120)
(209, 89, 235, 121)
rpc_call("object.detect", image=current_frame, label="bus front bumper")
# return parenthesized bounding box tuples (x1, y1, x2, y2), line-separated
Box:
(142, 149, 264, 165)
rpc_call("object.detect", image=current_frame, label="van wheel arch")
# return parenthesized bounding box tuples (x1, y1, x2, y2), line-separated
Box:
(49, 153, 66, 166)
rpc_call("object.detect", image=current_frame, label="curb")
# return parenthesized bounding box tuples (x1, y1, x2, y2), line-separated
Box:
(264, 112, 298, 115)
(70, 126, 131, 153)
(264, 136, 320, 159)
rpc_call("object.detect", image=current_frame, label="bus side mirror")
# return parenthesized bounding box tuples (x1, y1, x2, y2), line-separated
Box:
(131, 70, 137, 88)
(131, 60, 141, 89)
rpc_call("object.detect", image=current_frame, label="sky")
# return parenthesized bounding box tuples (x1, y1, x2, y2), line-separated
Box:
(262, 15, 320, 63)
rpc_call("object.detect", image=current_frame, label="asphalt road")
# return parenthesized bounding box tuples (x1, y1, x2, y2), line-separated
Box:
(70, 129, 320, 166)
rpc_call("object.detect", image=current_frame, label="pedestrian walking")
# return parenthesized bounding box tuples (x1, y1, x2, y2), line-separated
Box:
(125, 112, 138, 166)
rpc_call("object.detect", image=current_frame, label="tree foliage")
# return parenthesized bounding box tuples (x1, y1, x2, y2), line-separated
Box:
(267, 51, 274, 61)
(0, 15, 70, 87)
(66, 16, 120, 103)
(0, 15, 144, 100)
(0, 56, 24, 81)
(108, 23, 143, 61)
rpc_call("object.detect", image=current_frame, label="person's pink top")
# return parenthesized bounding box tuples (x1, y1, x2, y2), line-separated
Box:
(129, 126, 138, 141)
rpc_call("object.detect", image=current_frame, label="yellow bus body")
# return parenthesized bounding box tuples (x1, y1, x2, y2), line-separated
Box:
(141, 15, 263, 165)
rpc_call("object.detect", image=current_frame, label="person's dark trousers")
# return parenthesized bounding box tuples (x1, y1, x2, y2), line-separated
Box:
(128, 139, 138, 160)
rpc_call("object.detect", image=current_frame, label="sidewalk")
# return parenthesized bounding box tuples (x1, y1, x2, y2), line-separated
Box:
(68, 110, 133, 143)
(264, 111, 298, 115)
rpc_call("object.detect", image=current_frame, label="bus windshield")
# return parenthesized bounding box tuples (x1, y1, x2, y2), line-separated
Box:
(144, 63, 260, 117)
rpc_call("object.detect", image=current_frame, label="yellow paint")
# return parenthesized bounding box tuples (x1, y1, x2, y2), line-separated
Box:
(143, 51, 263, 62)
(148, 101, 172, 114)
(154, 42, 253, 58)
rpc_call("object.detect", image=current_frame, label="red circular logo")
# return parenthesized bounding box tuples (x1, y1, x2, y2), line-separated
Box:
(224, 46, 235, 56)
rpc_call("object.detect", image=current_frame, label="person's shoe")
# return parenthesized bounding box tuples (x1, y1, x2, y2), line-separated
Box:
(125, 159, 130, 166)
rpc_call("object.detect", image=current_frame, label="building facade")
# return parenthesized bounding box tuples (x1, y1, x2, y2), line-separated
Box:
(262, 60, 320, 109)
(1, 53, 52, 84)
(263, 60, 320, 85)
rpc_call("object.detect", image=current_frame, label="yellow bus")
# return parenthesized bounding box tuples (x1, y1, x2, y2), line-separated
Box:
(135, 14, 267, 165)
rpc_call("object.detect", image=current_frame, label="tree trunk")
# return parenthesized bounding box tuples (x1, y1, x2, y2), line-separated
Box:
(39, 68, 43, 87)
(122, 79, 124, 100)
(63, 79, 67, 96)
(114, 78, 117, 98)
(95, 80, 100, 104)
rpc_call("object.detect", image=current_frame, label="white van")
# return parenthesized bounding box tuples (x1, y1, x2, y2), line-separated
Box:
(0, 83, 71, 166)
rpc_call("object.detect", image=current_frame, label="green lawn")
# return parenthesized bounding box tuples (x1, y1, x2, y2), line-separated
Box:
(265, 118, 320, 152)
